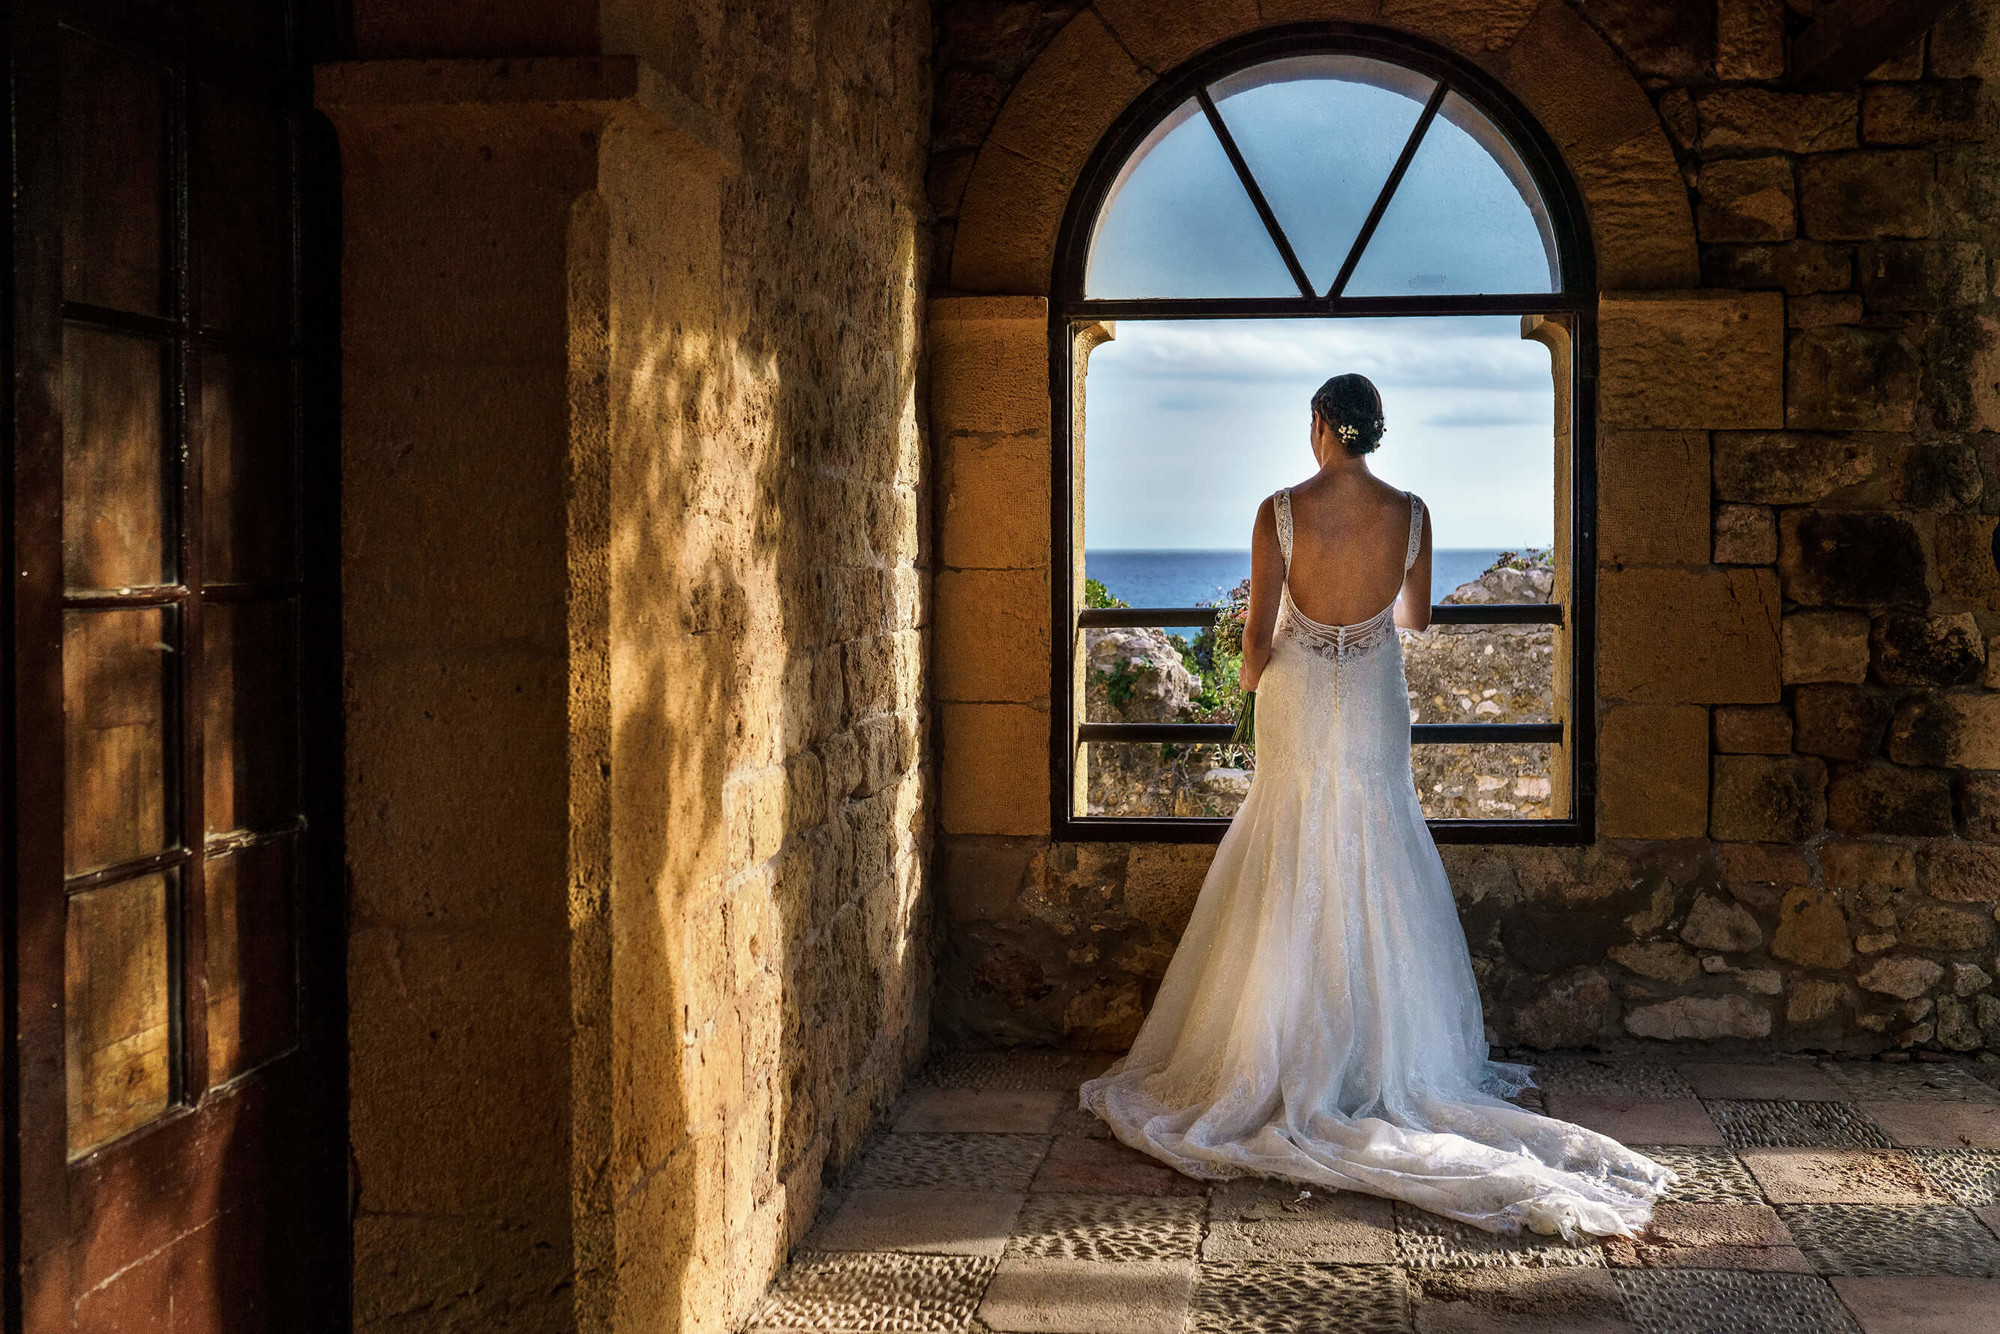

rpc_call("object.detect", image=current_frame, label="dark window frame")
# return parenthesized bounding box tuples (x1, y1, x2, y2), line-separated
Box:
(1048, 22, 1598, 845)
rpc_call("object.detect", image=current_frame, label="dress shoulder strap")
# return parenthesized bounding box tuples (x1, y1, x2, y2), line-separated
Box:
(1404, 492, 1424, 574)
(1274, 488, 1294, 568)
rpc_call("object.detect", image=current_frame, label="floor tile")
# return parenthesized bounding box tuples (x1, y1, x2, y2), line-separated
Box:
(1602, 1202, 1812, 1273)
(1635, 1147, 1763, 1203)
(808, 1189, 1025, 1257)
(1610, 1269, 1860, 1334)
(1705, 1100, 1894, 1149)
(1192, 1261, 1411, 1334)
(1821, 1063, 2000, 1104)
(1676, 1062, 1846, 1102)
(917, 1050, 1117, 1091)
(1542, 1096, 1726, 1146)
(1737, 1149, 1945, 1204)
(1533, 1060, 1696, 1099)
(1906, 1148, 2000, 1206)
(748, 1251, 997, 1332)
(978, 1257, 1194, 1334)
(1049, 1105, 1113, 1139)
(848, 1133, 1051, 1192)
(1393, 1201, 1607, 1270)
(894, 1089, 1068, 1134)
(1828, 1275, 2000, 1334)
(1201, 1178, 1397, 1264)
(1029, 1136, 1205, 1196)
(1006, 1193, 1204, 1262)
(1978, 1204, 2000, 1241)
(1779, 1204, 2000, 1276)
(1410, 1267, 1632, 1333)
(1856, 1100, 2000, 1149)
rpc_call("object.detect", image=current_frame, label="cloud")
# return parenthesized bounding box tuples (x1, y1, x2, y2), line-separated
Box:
(1422, 402, 1545, 427)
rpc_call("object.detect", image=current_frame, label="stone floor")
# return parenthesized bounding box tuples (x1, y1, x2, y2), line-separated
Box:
(744, 1050, 2000, 1334)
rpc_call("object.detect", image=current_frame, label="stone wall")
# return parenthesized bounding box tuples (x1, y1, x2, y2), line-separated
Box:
(930, 1, 2000, 1061)
(330, 4, 932, 1333)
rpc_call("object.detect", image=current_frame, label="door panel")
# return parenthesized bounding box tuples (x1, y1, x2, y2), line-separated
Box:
(9, 0, 344, 1327)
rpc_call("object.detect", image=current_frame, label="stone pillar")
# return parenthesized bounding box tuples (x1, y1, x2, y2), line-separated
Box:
(319, 57, 735, 1333)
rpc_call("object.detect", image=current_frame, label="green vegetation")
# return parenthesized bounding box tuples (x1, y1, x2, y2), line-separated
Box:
(1083, 577, 1128, 609)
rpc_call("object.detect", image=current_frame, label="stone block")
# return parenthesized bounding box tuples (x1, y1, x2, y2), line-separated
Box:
(1624, 995, 1774, 1041)
(1600, 293, 1784, 429)
(1569, 130, 1703, 290)
(952, 145, 1068, 294)
(1787, 326, 1922, 431)
(1922, 843, 2000, 903)
(1829, 762, 1956, 836)
(1794, 684, 1893, 759)
(1600, 705, 1709, 838)
(1539, 1095, 1726, 1145)
(1031, 1137, 1204, 1197)
(1698, 157, 1797, 243)
(1799, 151, 1936, 240)
(1788, 978, 1846, 1025)
(1716, 0, 1785, 80)
(808, 1189, 1025, 1257)
(1714, 505, 1778, 566)
(1201, 1178, 1397, 1264)
(1703, 241, 1854, 295)
(1779, 511, 1928, 608)
(1714, 705, 1791, 754)
(979, 1257, 1194, 1334)
(1859, 957, 1945, 999)
(1857, 1100, 2000, 1148)
(1822, 841, 1916, 891)
(941, 703, 1048, 836)
(1888, 694, 2000, 770)
(930, 297, 1051, 439)
(1677, 1062, 1845, 1100)
(1489, 0, 1662, 162)
(1124, 844, 1210, 936)
(1737, 1148, 1943, 1203)
(1901, 904, 1989, 951)
(1609, 941, 1700, 984)
(1682, 891, 1765, 952)
(936, 568, 1049, 704)
(1863, 81, 1985, 146)
(1509, 969, 1615, 1049)
(1599, 431, 1710, 565)
(940, 432, 1050, 571)
(1938, 515, 2000, 614)
(893, 1089, 1066, 1134)
(1711, 431, 1892, 505)
(1410, 1268, 1629, 1324)
(1607, 1199, 1812, 1271)
(1712, 754, 1829, 843)
(1830, 1277, 2000, 1334)
(1770, 886, 1853, 971)
(1861, 241, 1991, 311)
(985, 10, 1149, 182)
(1872, 612, 1986, 686)
(1789, 293, 1865, 327)
(1600, 568, 1781, 703)
(1697, 89, 1858, 153)
(1094, 0, 1261, 72)
(1959, 773, 2000, 843)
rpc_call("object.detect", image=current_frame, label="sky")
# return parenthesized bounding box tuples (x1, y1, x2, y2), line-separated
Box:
(1079, 62, 1560, 551)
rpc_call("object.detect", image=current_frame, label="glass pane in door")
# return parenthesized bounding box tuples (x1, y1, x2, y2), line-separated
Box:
(198, 351, 297, 583)
(60, 30, 168, 314)
(204, 838, 297, 1085)
(65, 872, 174, 1157)
(194, 88, 291, 337)
(63, 328, 171, 592)
(63, 608, 174, 877)
(201, 600, 298, 836)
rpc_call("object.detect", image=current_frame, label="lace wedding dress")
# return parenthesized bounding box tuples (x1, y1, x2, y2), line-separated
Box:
(1081, 488, 1675, 1239)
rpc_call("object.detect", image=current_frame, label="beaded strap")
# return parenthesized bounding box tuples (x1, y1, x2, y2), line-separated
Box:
(1404, 492, 1424, 573)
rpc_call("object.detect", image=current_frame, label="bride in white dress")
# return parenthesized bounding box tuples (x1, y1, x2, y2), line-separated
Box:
(1081, 374, 1675, 1240)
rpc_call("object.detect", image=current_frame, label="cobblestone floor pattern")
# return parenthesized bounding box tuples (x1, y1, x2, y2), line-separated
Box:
(747, 1051, 2000, 1333)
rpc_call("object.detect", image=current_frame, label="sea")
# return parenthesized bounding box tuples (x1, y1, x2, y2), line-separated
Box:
(1085, 548, 1506, 630)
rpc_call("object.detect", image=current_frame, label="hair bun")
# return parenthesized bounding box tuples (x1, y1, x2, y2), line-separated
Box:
(1312, 373, 1386, 456)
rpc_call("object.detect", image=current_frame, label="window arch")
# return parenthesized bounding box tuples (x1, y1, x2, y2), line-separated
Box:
(1051, 25, 1596, 843)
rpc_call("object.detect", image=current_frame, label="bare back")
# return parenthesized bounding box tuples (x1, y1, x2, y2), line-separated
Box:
(1283, 473, 1430, 626)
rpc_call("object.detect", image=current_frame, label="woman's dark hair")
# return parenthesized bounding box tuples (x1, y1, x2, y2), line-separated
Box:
(1311, 373, 1385, 456)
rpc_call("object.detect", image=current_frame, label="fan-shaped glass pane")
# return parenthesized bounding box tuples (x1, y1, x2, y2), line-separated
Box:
(1084, 99, 1297, 299)
(1208, 56, 1435, 296)
(1344, 92, 1557, 296)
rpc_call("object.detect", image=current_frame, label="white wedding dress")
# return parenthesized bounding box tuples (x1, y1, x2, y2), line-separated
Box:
(1081, 488, 1675, 1239)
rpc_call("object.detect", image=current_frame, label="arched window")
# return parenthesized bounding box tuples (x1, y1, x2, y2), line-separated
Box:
(1053, 27, 1594, 843)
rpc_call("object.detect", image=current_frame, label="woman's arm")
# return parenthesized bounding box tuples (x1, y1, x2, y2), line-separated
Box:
(1394, 501, 1433, 631)
(1238, 496, 1284, 692)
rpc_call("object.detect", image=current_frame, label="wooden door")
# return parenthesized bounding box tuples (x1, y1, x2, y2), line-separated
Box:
(6, 0, 346, 1328)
